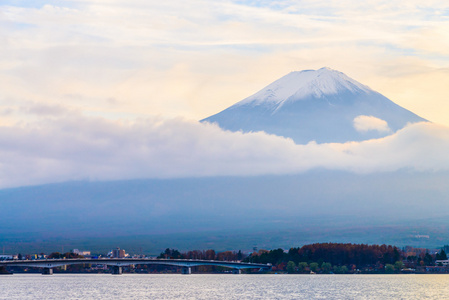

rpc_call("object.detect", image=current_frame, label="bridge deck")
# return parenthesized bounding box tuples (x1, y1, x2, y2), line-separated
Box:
(1, 258, 271, 271)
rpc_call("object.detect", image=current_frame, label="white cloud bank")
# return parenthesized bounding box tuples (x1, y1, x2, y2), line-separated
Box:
(0, 115, 448, 188)
(353, 115, 391, 133)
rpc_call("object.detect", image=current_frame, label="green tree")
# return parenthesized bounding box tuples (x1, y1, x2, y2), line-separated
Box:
(436, 250, 447, 260)
(333, 265, 348, 274)
(298, 262, 308, 273)
(309, 262, 319, 273)
(321, 262, 332, 274)
(286, 261, 296, 274)
(394, 261, 403, 272)
(385, 264, 394, 273)
(424, 253, 433, 266)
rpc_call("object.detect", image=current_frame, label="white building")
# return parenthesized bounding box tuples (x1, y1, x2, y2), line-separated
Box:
(435, 260, 449, 266)
(72, 249, 91, 256)
(0, 254, 17, 260)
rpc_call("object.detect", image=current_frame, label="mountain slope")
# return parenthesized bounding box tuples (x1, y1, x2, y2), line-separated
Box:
(202, 68, 426, 144)
(2, 171, 449, 252)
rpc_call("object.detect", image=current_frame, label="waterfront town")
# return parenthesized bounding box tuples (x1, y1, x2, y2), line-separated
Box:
(2, 243, 449, 274)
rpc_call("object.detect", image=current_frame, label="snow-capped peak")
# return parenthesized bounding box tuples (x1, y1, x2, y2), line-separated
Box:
(235, 67, 373, 108)
(202, 67, 426, 144)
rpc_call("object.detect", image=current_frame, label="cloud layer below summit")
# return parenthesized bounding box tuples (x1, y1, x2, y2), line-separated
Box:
(1, 115, 449, 188)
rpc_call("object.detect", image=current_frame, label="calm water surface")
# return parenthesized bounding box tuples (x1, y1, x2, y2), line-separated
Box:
(2, 274, 449, 299)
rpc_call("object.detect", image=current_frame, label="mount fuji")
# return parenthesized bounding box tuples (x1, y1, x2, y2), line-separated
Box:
(202, 67, 426, 144)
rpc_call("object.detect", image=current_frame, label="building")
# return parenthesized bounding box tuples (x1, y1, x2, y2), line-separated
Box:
(72, 249, 91, 256)
(112, 248, 126, 258)
(0, 254, 17, 260)
(435, 260, 449, 266)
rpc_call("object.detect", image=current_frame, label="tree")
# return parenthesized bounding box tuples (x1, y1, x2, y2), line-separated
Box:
(205, 250, 216, 260)
(298, 262, 308, 273)
(424, 253, 433, 266)
(309, 262, 319, 273)
(394, 261, 403, 272)
(158, 248, 181, 259)
(237, 250, 243, 261)
(48, 252, 63, 259)
(333, 265, 348, 274)
(385, 264, 394, 274)
(436, 250, 447, 260)
(321, 262, 332, 274)
(286, 261, 296, 274)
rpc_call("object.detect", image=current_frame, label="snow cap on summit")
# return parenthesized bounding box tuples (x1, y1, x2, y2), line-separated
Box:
(236, 67, 373, 107)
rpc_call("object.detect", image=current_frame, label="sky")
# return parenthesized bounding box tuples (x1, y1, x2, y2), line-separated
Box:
(1, 0, 449, 188)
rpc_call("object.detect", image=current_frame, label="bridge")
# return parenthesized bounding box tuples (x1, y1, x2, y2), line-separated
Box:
(0, 258, 271, 275)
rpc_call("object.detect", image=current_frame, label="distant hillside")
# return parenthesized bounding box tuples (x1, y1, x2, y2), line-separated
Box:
(2, 170, 449, 253)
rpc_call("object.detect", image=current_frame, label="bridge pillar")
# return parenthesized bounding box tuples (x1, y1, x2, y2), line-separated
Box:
(112, 266, 123, 275)
(42, 268, 53, 275)
(181, 266, 191, 275)
(0, 266, 12, 275)
(232, 269, 242, 274)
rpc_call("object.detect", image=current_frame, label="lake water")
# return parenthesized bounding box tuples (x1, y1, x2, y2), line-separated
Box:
(2, 274, 449, 299)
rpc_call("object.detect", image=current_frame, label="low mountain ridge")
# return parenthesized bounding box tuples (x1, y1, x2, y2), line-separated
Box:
(2, 170, 449, 252)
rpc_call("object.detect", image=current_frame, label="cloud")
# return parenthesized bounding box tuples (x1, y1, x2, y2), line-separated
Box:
(353, 115, 391, 133)
(20, 102, 73, 116)
(0, 116, 448, 188)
